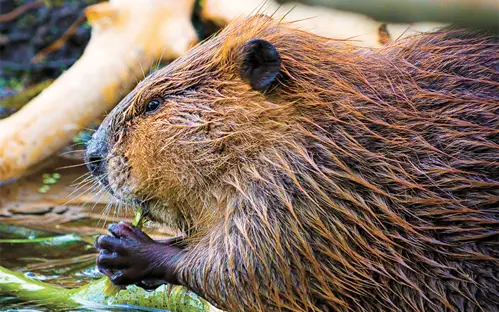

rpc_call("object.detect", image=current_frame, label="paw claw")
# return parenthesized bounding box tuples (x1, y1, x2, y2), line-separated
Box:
(111, 269, 140, 286)
(97, 252, 129, 269)
(136, 279, 166, 290)
(94, 227, 184, 287)
(95, 235, 125, 253)
(108, 222, 132, 237)
(108, 222, 149, 241)
(110, 271, 127, 285)
(96, 265, 113, 277)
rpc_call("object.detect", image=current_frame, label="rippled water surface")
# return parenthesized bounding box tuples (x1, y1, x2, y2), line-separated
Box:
(0, 157, 177, 311)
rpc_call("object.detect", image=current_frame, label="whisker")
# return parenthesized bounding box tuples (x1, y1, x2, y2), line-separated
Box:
(74, 176, 106, 208)
(156, 46, 168, 71)
(88, 185, 108, 213)
(55, 159, 100, 170)
(138, 59, 146, 80)
(64, 181, 102, 209)
(58, 149, 87, 156)
(98, 191, 115, 229)
(65, 178, 95, 203)
(70, 172, 92, 186)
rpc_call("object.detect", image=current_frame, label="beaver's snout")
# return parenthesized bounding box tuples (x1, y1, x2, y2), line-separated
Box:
(84, 120, 136, 201)
(85, 127, 109, 184)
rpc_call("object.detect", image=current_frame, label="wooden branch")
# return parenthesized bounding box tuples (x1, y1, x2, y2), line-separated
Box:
(201, 0, 443, 48)
(275, 0, 499, 30)
(32, 14, 87, 64)
(1, 80, 53, 111)
(0, 0, 43, 23)
(0, 0, 198, 184)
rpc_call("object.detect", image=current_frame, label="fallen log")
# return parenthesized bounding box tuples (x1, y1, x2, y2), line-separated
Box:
(0, 0, 197, 184)
(201, 0, 443, 47)
(276, 0, 499, 30)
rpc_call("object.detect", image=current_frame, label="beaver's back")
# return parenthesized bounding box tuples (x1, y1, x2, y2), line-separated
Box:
(91, 15, 499, 311)
(208, 25, 499, 310)
(268, 28, 499, 311)
(172, 24, 499, 311)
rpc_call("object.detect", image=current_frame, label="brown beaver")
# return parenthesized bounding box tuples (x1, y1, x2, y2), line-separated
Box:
(86, 15, 499, 312)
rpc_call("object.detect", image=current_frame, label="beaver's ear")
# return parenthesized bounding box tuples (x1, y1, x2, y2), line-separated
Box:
(241, 39, 281, 91)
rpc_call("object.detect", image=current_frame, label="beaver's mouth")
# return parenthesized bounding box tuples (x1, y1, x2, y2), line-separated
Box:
(86, 156, 115, 197)
(94, 172, 112, 194)
(104, 155, 137, 199)
(99, 177, 144, 210)
(86, 149, 137, 204)
(85, 123, 141, 209)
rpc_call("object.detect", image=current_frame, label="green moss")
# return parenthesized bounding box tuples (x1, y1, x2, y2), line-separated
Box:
(1, 80, 53, 110)
(0, 267, 216, 311)
(38, 171, 62, 193)
(72, 130, 93, 146)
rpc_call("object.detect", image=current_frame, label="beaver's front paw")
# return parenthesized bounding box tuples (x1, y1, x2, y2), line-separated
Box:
(95, 222, 184, 287)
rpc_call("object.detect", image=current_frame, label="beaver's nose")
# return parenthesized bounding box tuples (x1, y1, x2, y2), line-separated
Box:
(85, 128, 109, 178)
(86, 149, 105, 176)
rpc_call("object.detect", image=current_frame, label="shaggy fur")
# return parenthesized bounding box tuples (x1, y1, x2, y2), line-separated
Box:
(98, 16, 498, 311)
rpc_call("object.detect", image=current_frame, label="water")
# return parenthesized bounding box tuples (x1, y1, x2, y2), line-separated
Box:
(0, 157, 179, 311)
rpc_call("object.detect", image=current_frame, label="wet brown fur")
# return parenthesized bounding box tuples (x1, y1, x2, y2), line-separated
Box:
(102, 16, 499, 312)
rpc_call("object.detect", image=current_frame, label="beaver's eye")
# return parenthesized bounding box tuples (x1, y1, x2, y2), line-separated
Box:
(145, 99, 161, 114)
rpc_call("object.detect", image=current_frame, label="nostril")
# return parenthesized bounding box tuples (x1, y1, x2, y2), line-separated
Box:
(86, 152, 105, 175)
(88, 154, 103, 165)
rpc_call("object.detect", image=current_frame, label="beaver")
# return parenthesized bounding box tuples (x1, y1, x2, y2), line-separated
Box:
(86, 15, 499, 312)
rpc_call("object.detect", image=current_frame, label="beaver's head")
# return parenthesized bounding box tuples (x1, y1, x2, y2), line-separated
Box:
(85, 16, 318, 223)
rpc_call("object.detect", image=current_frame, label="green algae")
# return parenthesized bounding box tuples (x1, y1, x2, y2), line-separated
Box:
(0, 266, 217, 311)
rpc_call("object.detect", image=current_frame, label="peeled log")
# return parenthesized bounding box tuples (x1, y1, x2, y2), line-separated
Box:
(0, 0, 197, 184)
(202, 0, 443, 47)
(276, 0, 499, 30)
